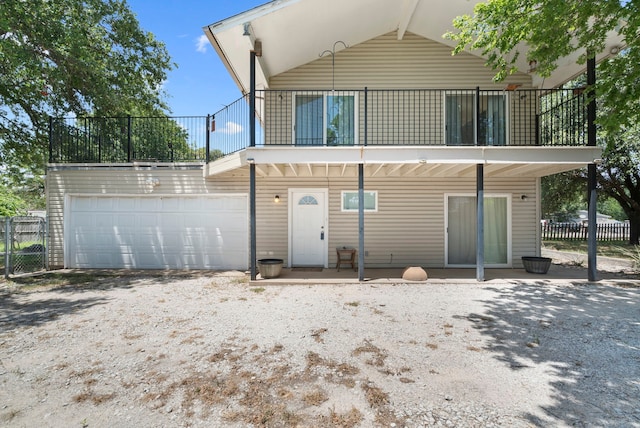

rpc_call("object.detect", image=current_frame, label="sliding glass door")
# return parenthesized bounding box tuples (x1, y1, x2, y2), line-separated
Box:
(294, 92, 357, 146)
(445, 92, 507, 146)
(446, 195, 511, 266)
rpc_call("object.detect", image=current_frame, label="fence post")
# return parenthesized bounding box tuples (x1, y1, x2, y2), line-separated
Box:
(4, 218, 10, 279)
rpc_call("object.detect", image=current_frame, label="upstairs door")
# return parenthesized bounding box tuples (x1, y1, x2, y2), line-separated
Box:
(289, 189, 328, 267)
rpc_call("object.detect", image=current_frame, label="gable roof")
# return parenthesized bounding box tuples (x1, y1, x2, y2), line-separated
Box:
(203, 0, 624, 94)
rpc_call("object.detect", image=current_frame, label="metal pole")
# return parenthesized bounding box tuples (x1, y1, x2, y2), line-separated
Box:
(249, 50, 257, 280)
(475, 86, 485, 281)
(358, 164, 365, 281)
(476, 164, 485, 281)
(586, 55, 598, 281)
(205, 115, 211, 163)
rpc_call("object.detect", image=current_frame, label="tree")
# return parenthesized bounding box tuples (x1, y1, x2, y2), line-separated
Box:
(541, 172, 582, 219)
(0, 0, 175, 201)
(445, 0, 639, 135)
(447, 0, 640, 244)
(0, 185, 27, 217)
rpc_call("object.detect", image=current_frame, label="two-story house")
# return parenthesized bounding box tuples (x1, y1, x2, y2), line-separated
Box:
(46, 0, 615, 280)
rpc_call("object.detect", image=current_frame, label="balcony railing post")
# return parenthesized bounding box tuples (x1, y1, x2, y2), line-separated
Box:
(48, 116, 53, 163)
(475, 86, 481, 146)
(127, 115, 132, 162)
(364, 87, 368, 147)
(206, 115, 211, 163)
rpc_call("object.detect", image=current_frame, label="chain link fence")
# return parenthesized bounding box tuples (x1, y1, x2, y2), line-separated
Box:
(2, 216, 47, 278)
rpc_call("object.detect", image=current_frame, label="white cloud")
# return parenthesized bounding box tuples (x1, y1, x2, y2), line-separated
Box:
(219, 121, 243, 135)
(195, 34, 209, 53)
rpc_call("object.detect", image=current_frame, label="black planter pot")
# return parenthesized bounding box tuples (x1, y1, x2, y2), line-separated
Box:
(522, 256, 552, 274)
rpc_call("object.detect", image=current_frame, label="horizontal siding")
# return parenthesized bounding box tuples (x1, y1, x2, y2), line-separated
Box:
(47, 169, 538, 269)
(270, 32, 532, 90)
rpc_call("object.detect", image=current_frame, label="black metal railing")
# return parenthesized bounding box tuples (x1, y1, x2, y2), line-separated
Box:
(254, 88, 584, 152)
(49, 116, 210, 163)
(49, 89, 588, 164)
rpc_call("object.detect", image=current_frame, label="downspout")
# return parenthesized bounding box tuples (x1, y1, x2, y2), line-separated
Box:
(586, 56, 598, 281)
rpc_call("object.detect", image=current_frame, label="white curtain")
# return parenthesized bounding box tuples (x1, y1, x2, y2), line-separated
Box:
(484, 197, 508, 264)
(448, 196, 508, 265)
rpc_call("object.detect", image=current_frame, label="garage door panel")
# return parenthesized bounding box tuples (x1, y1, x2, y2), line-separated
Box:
(67, 195, 248, 270)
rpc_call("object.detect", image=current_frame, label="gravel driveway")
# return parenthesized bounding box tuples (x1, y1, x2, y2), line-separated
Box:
(1, 271, 639, 427)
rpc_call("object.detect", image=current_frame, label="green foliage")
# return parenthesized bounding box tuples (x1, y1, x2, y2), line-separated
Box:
(599, 196, 627, 221)
(541, 171, 583, 219)
(0, 186, 27, 217)
(0, 0, 175, 188)
(446, 0, 640, 244)
(445, 0, 639, 134)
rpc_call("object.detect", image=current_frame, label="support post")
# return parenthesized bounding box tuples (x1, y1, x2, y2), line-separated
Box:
(249, 50, 257, 280)
(475, 86, 485, 281)
(476, 164, 485, 281)
(358, 163, 365, 281)
(586, 55, 597, 281)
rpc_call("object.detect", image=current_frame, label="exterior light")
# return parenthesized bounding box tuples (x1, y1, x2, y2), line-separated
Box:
(274, 195, 280, 203)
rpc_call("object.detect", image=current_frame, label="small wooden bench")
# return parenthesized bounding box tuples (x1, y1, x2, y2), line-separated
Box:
(336, 247, 356, 271)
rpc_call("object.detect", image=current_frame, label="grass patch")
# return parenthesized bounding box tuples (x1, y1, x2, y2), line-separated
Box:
(249, 287, 266, 293)
(352, 340, 387, 367)
(543, 240, 638, 260)
(1, 271, 114, 291)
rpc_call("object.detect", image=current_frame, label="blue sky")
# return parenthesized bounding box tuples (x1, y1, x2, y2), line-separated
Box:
(127, 0, 266, 116)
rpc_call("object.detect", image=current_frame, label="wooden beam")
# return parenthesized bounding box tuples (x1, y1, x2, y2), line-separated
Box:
(397, 0, 420, 40)
(270, 163, 285, 176)
(370, 164, 386, 177)
(255, 165, 268, 176)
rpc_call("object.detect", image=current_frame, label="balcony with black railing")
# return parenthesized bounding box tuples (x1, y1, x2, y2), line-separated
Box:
(49, 88, 587, 164)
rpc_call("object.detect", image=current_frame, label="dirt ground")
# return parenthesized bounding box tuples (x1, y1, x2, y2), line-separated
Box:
(1, 267, 639, 428)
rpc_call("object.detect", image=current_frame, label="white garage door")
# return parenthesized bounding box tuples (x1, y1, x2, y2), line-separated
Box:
(65, 195, 248, 270)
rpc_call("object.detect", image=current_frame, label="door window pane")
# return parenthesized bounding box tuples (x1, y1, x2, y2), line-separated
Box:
(445, 93, 506, 146)
(295, 93, 356, 146)
(445, 94, 475, 145)
(295, 95, 323, 145)
(327, 95, 355, 145)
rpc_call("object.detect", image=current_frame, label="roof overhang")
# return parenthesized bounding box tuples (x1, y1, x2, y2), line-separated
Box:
(204, 146, 602, 179)
(204, 0, 625, 93)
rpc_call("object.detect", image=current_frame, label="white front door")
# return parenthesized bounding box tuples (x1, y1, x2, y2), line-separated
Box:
(289, 189, 328, 267)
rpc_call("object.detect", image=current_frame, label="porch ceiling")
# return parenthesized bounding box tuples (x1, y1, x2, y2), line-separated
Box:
(204, 0, 625, 93)
(203, 146, 602, 179)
